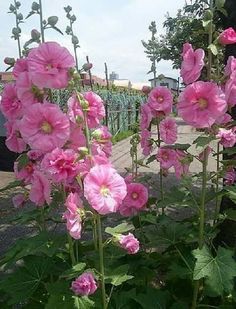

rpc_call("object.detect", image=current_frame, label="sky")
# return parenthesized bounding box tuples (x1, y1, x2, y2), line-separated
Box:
(0, 0, 186, 83)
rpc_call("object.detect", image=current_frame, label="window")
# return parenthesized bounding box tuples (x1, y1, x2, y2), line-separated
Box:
(160, 82, 169, 88)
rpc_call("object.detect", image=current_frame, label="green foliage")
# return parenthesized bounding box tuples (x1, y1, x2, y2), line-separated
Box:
(105, 265, 134, 286)
(105, 223, 134, 237)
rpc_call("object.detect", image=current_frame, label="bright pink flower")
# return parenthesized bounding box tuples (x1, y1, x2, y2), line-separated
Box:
(19, 103, 70, 153)
(119, 233, 139, 254)
(219, 27, 236, 45)
(225, 56, 236, 76)
(41, 148, 79, 183)
(140, 129, 152, 156)
(12, 193, 26, 208)
(63, 192, 83, 239)
(124, 174, 134, 184)
(68, 122, 86, 150)
(91, 126, 112, 157)
(27, 42, 75, 89)
(29, 170, 51, 206)
(83, 91, 105, 128)
(140, 103, 152, 130)
(159, 117, 177, 144)
(225, 77, 236, 108)
(142, 85, 151, 95)
(156, 148, 176, 169)
(119, 183, 148, 216)
(67, 95, 84, 124)
(147, 86, 173, 115)
(27, 150, 43, 161)
(224, 168, 236, 185)
(0, 83, 23, 120)
(84, 164, 127, 215)
(215, 113, 232, 125)
(180, 43, 205, 85)
(71, 272, 97, 296)
(13, 58, 28, 78)
(217, 128, 236, 148)
(5, 120, 27, 153)
(173, 150, 191, 179)
(178, 81, 227, 128)
(91, 126, 112, 141)
(14, 161, 35, 184)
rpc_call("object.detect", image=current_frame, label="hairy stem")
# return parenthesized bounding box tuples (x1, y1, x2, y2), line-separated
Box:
(214, 142, 221, 224)
(157, 123, 164, 213)
(207, 0, 213, 80)
(39, 0, 45, 43)
(68, 234, 76, 265)
(14, 10, 22, 58)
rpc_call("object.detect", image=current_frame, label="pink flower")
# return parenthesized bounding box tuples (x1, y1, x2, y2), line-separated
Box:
(84, 164, 127, 215)
(91, 126, 112, 141)
(5, 120, 27, 153)
(63, 192, 83, 239)
(12, 193, 26, 208)
(13, 58, 28, 78)
(180, 43, 205, 85)
(119, 183, 148, 216)
(219, 27, 236, 45)
(178, 81, 227, 128)
(140, 103, 152, 130)
(14, 161, 35, 184)
(29, 171, 51, 206)
(91, 126, 112, 157)
(225, 77, 236, 108)
(124, 174, 134, 184)
(0, 83, 23, 120)
(19, 103, 70, 153)
(142, 85, 151, 95)
(140, 129, 152, 156)
(41, 148, 79, 183)
(173, 150, 191, 179)
(156, 148, 176, 169)
(225, 56, 236, 76)
(119, 233, 139, 254)
(71, 272, 97, 296)
(217, 128, 236, 148)
(67, 95, 84, 124)
(147, 86, 173, 115)
(68, 123, 86, 150)
(215, 113, 232, 125)
(159, 117, 177, 144)
(27, 150, 43, 161)
(83, 92, 105, 128)
(27, 42, 75, 89)
(224, 168, 236, 185)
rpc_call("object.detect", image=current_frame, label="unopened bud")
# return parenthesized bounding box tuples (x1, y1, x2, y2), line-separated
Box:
(66, 26, 72, 34)
(47, 16, 58, 26)
(72, 35, 79, 45)
(15, 1, 21, 8)
(82, 63, 93, 71)
(70, 14, 76, 22)
(4, 57, 15, 66)
(17, 13, 23, 20)
(80, 98, 89, 111)
(64, 5, 72, 13)
(78, 147, 89, 158)
(31, 1, 40, 11)
(9, 4, 15, 12)
(31, 29, 41, 40)
(12, 27, 21, 36)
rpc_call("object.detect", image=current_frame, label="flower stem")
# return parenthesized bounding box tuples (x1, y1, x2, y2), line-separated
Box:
(157, 123, 164, 213)
(14, 8, 22, 58)
(70, 19, 79, 71)
(214, 142, 221, 224)
(97, 215, 107, 309)
(207, 0, 214, 80)
(39, 0, 45, 43)
(68, 234, 76, 265)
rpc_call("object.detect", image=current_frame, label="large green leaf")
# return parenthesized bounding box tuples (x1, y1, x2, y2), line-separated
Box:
(0, 180, 22, 192)
(74, 296, 95, 309)
(193, 135, 216, 148)
(105, 265, 133, 286)
(134, 289, 172, 309)
(193, 246, 236, 296)
(105, 223, 134, 237)
(60, 263, 86, 279)
(226, 186, 236, 203)
(45, 281, 74, 309)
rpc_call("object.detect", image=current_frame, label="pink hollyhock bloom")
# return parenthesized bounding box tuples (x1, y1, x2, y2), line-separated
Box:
(142, 85, 151, 95)
(27, 150, 43, 161)
(63, 192, 83, 239)
(67, 95, 84, 125)
(180, 43, 205, 85)
(215, 113, 232, 125)
(71, 272, 97, 296)
(156, 147, 176, 169)
(173, 150, 191, 179)
(27, 42, 75, 89)
(68, 122, 86, 150)
(29, 171, 51, 206)
(178, 81, 227, 128)
(91, 126, 112, 157)
(84, 164, 127, 215)
(12, 193, 26, 208)
(119, 233, 139, 254)
(92, 126, 112, 141)
(41, 148, 79, 183)
(147, 86, 173, 115)
(219, 27, 236, 45)
(119, 183, 148, 216)
(159, 117, 177, 144)
(225, 77, 236, 108)
(83, 92, 105, 128)
(124, 174, 134, 184)
(13, 58, 28, 78)
(198, 146, 213, 162)
(5, 120, 27, 153)
(217, 128, 236, 148)
(14, 161, 35, 184)
(224, 168, 236, 185)
(141, 129, 152, 156)
(20, 102, 70, 153)
(0, 83, 23, 120)
(140, 103, 152, 129)
(225, 56, 236, 76)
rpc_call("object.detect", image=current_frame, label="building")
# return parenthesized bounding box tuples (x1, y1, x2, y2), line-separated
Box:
(112, 79, 132, 89)
(0, 71, 14, 83)
(131, 82, 151, 91)
(109, 71, 119, 81)
(149, 75, 179, 92)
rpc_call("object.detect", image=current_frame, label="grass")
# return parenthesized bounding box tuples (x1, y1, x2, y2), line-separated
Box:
(112, 130, 134, 144)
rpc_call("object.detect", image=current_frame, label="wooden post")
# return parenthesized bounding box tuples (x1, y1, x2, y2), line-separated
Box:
(86, 55, 93, 91)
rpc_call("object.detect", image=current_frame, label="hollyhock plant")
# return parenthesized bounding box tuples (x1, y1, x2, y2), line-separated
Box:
(225, 56, 236, 76)
(119, 233, 140, 254)
(140, 103, 152, 129)
(27, 150, 43, 161)
(215, 113, 232, 125)
(217, 128, 236, 148)
(5, 120, 27, 153)
(19, 102, 70, 153)
(225, 77, 236, 108)
(0, 83, 23, 119)
(140, 129, 152, 156)
(27, 42, 75, 89)
(84, 164, 127, 215)
(159, 117, 177, 144)
(67, 94, 84, 125)
(14, 161, 35, 184)
(83, 91, 105, 128)
(147, 86, 173, 115)
(180, 43, 205, 85)
(71, 272, 97, 296)
(224, 168, 236, 185)
(29, 170, 51, 206)
(119, 183, 148, 216)
(156, 148, 176, 169)
(91, 126, 112, 157)
(173, 150, 191, 179)
(178, 81, 227, 128)
(13, 58, 28, 78)
(219, 27, 236, 45)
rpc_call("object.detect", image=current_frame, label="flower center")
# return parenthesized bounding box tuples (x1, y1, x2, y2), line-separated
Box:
(132, 192, 139, 200)
(45, 63, 53, 70)
(100, 185, 110, 197)
(41, 121, 52, 134)
(157, 96, 164, 103)
(198, 98, 208, 109)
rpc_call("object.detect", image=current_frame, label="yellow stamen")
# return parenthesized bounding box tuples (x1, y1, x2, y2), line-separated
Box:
(41, 121, 52, 134)
(198, 98, 208, 109)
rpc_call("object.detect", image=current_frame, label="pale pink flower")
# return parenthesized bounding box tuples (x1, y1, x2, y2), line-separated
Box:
(119, 233, 139, 254)
(219, 27, 236, 45)
(71, 272, 97, 296)
(5, 120, 27, 153)
(180, 43, 205, 85)
(19, 103, 70, 153)
(140, 103, 152, 130)
(83, 91, 105, 128)
(225, 56, 236, 76)
(159, 117, 177, 144)
(147, 86, 173, 115)
(215, 113, 232, 125)
(156, 148, 176, 169)
(173, 150, 191, 179)
(27, 42, 75, 89)
(63, 192, 83, 239)
(217, 128, 236, 148)
(178, 81, 227, 128)
(0, 83, 23, 120)
(14, 161, 35, 184)
(119, 183, 148, 216)
(225, 77, 236, 108)
(13, 58, 28, 78)
(141, 129, 152, 156)
(12, 193, 26, 208)
(41, 148, 79, 183)
(91, 126, 112, 157)
(224, 168, 236, 185)
(29, 171, 51, 206)
(84, 164, 127, 215)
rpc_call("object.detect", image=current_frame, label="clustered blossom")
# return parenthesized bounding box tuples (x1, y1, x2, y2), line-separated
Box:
(217, 128, 236, 148)
(219, 27, 236, 45)
(71, 272, 97, 296)
(119, 233, 140, 254)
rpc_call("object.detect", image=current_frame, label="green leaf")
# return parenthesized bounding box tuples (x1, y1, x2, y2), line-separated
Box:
(225, 209, 236, 222)
(46, 294, 74, 309)
(16, 153, 29, 169)
(163, 143, 191, 150)
(52, 26, 64, 35)
(226, 186, 236, 203)
(134, 289, 172, 309)
(193, 135, 216, 148)
(193, 246, 236, 296)
(60, 263, 86, 279)
(105, 223, 134, 236)
(218, 147, 236, 156)
(0, 180, 22, 192)
(215, 0, 226, 9)
(106, 265, 133, 286)
(146, 154, 156, 165)
(208, 43, 218, 56)
(74, 296, 94, 309)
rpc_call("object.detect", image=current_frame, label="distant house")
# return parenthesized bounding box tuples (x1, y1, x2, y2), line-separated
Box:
(80, 73, 107, 87)
(149, 75, 179, 92)
(112, 79, 132, 89)
(0, 71, 14, 83)
(131, 82, 150, 91)
(109, 71, 119, 81)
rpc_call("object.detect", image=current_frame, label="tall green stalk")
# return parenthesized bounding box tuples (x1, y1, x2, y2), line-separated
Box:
(14, 6, 22, 58)
(39, 0, 45, 43)
(157, 123, 164, 213)
(214, 142, 221, 223)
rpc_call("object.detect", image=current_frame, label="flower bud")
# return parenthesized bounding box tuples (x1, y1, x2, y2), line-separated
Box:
(17, 13, 23, 20)
(47, 16, 58, 26)
(72, 35, 79, 45)
(80, 99, 90, 111)
(82, 63, 93, 71)
(66, 26, 72, 34)
(12, 27, 21, 36)
(142, 85, 151, 95)
(32, 1, 40, 11)
(78, 147, 89, 158)
(70, 14, 76, 22)
(15, 1, 21, 8)
(9, 4, 15, 12)
(4, 57, 15, 66)
(31, 29, 41, 40)
(64, 5, 72, 13)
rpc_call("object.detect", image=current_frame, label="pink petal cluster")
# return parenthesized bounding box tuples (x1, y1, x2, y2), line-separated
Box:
(147, 86, 173, 115)
(29, 171, 51, 206)
(159, 117, 177, 144)
(156, 148, 176, 169)
(174, 150, 191, 179)
(83, 92, 105, 128)
(140, 103, 152, 129)
(224, 168, 236, 185)
(219, 27, 236, 45)
(141, 129, 152, 156)
(13, 58, 28, 78)
(217, 128, 236, 148)
(119, 183, 148, 216)
(84, 164, 127, 215)
(225, 77, 236, 108)
(71, 272, 97, 296)
(12, 193, 27, 208)
(178, 81, 227, 128)
(0, 83, 23, 119)
(180, 43, 205, 85)
(5, 120, 26, 153)
(119, 233, 140, 254)
(225, 56, 236, 77)
(14, 161, 35, 184)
